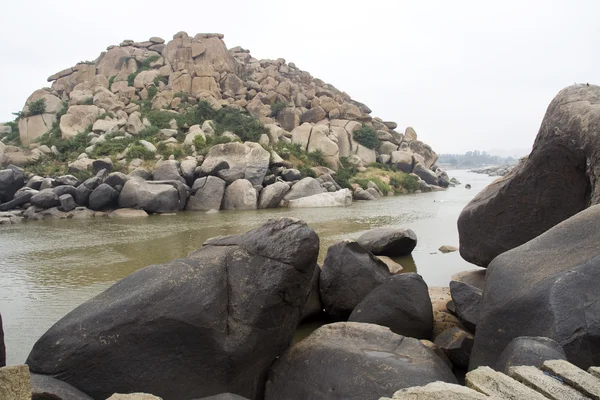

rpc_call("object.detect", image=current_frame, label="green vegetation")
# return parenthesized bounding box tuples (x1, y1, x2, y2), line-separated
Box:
(350, 177, 392, 195)
(28, 98, 47, 116)
(212, 107, 268, 142)
(0, 121, 21, 145)
(193, 134, 236, 155)
(389, 172, 420, 192)
(148, 86, 158, 100)
(353, 124, 380, 150)
(335, 157, 358, 189)
(127, 55, 161, 87)
(154, 76, 168, 86)
(126, 144, 155, 161)
(307, 149, 326, 166)
(108, 76, 115, 90)
(270, 101, 287, 117)
(298, 165, 317, 178)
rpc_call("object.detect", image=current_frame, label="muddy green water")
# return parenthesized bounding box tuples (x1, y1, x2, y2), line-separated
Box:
(0, 170, 493, 365)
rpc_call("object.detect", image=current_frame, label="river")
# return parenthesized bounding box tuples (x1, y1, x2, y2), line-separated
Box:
(0, 170, 494, 365)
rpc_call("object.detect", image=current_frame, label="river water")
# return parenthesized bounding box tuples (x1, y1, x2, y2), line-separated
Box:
(0, 170, 494, 365)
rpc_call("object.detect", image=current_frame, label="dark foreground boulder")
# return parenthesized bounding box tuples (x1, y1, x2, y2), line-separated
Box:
(457, 85, 600, 267)
(26, 218, 319, 400)
(0, 166, 25, 203)
(301, 264, 323, 321)
(496, 336, 567, 374)
(356, 227, 417, 256)
(449, 281, 482, 333)
(434, 327, 474, 370)
(320, 240, 390, 319)
(349, 273, 433, 339)
(470, 204, 600, 370)
(264, 322, 457, 400)
(31, 373, 93, 400)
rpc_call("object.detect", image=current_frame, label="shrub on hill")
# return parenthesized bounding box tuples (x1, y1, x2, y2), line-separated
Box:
(353, 124, 380, 149)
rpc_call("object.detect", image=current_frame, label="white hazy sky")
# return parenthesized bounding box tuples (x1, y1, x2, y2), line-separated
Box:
(1, 0, 599, 154)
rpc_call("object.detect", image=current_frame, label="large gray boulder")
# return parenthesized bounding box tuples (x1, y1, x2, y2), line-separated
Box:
(264, 322, 457, 400)
(30, 190, 59, 209)
(53, 185, 77, 199)
(0, 166, 25, 203)
(200, 143, 270, 186)
(180, 158, 198, 186)
(258, 182, 289, 209)
(283, 177, 326, 201)
(152, 160, 185, 184)
(356, 227, 417, 257)
(222, 179, 257, 210)
(496, 337, 567, 374)
(58, 194, 76, 212)
(186, 177, 226, 211)
(413, 163, 438, 185)
(31, 373, 93, 400)
(26, 218, 319, 400)
(88, 183, 119, 210)
(457, 85, 600, 267)
(470, 204, 600, 370)
(320, 240, 390, 319)
(118, 179, 182, 213)
(349, 273, 433, 339)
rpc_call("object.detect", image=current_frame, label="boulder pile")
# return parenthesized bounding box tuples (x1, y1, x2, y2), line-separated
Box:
(1, 31, 447, 212)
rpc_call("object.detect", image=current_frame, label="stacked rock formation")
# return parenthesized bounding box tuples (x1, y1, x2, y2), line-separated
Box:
(6, 31, 441, 184)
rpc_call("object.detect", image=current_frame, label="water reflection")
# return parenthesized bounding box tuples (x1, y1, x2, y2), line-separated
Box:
(0, 170, 494, 364)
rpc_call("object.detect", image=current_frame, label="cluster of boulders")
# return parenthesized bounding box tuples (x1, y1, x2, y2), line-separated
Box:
(2, 31, 444, 190)
(447, 85, 600, 376)
(469, 165, 514, 176)
(0, 220, 477, 400)
(0, 142, 359, 223)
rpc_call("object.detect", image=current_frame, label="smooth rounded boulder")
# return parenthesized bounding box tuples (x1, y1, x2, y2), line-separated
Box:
(349, 273, 433, 339)
(470, 204, 600, 371)
(222, 179, 257, 210)
(118, 179, 182, 213)
(186, 176, 226, 211)
(320, 240, 390, 319)
(458, 85, 600, 267)
(30, 190, 59, 209)
(496, 336, 567, 374)
(31, 373, 93, 400)
(26, 218, 319, 400)
(356, 227, 417, 256)
(0, 166, 25, 203)
(264, 322, 457, 400)
(88, 183, 119, 210)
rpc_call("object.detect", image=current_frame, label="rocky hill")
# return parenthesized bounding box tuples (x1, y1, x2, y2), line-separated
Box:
(0, 31, 449, 219)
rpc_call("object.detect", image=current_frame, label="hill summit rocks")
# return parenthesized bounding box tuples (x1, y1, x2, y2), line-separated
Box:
(10, 31, 437, 173)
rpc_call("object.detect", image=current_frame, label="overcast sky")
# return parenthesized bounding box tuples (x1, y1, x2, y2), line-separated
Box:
(1, 0, 598, 154)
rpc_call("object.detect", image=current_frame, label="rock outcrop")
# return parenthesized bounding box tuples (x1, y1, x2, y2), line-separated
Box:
(470, 204, 600, 370)
(319, 240, 390, 319)
(458, 85, 600, 267)
(0, 31, 445, 219)
(349, 273, 433, 339)
(264, 322, 457, 400)
(26, 218, 319, 400)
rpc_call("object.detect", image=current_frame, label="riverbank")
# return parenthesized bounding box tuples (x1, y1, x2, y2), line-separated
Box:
(0, 170, 488, 365)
